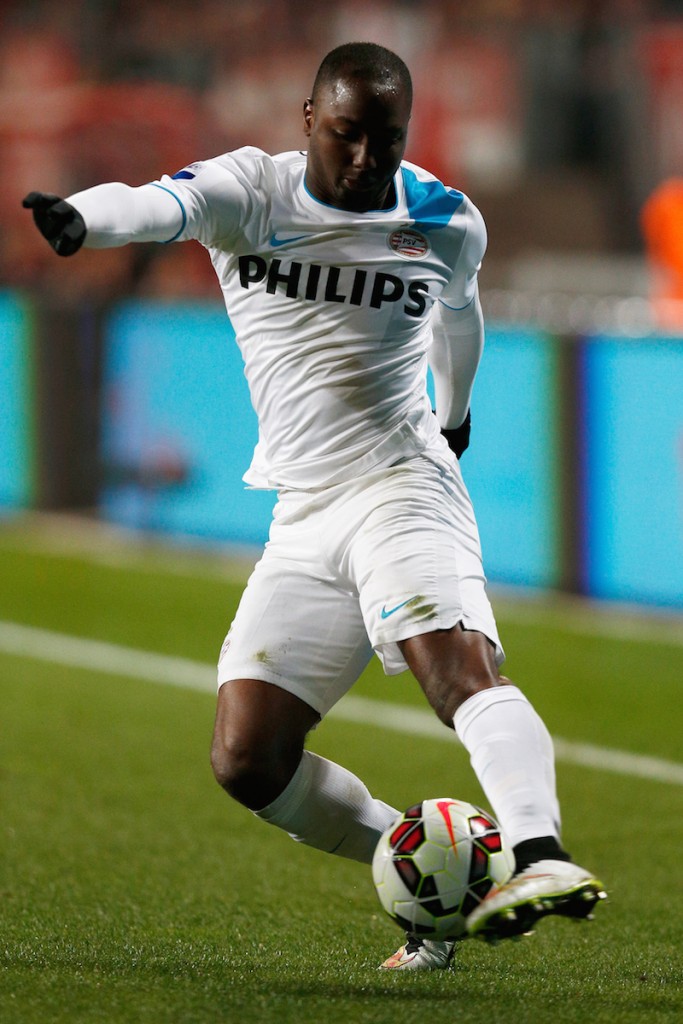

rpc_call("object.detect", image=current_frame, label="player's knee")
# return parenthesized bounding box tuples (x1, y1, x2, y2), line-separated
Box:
(211, 736, 260, 803)
(210, 734, 295, 810)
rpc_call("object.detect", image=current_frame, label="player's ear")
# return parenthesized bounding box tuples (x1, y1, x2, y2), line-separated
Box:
(303, 98, 314, 136)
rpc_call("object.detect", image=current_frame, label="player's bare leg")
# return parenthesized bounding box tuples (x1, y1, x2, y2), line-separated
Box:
(400, 624, 606, 943)
(400, 623, 502, 725)
(211, 678, 398, 861)
(211, 678, 319, 809)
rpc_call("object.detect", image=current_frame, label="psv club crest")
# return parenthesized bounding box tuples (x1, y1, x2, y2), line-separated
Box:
(387, 227, 430, 260)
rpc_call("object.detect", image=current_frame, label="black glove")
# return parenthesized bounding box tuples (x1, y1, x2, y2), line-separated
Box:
(441, 409, 471, 459)
(22, 191, 86, 256)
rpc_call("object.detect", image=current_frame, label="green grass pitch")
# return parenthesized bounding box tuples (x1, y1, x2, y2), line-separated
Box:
(1, 517, 682, 1024)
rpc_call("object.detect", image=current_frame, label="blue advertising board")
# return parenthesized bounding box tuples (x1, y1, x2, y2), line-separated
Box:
(0, 292, 34, 511)
(454, 325, 560, 589)
(100, 301, 275, 545)
(581, 335, 683, 606)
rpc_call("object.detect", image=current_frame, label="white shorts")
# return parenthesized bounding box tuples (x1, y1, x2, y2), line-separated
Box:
(217, 451, 504, 718)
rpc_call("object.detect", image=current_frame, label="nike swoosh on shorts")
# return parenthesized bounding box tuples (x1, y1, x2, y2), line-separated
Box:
(380, 598, 417, 619)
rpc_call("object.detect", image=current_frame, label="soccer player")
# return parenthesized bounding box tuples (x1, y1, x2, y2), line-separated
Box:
(24, 41, 606, 971)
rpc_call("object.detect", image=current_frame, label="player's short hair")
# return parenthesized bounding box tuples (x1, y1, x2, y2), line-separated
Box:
(311, 42, 412, 108)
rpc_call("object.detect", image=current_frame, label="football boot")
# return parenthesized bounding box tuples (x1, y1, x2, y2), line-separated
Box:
(379, 933, 455, 970)
(467, 859, 607, 943)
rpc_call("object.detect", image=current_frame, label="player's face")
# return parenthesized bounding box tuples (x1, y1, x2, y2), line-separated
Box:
(303, 76, 410, 213)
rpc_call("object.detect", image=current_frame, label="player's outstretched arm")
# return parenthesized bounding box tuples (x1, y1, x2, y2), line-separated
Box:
(22, 192, 86, 257)
(23, 181, 186, 252)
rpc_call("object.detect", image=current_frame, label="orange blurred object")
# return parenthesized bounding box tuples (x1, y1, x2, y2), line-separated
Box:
(641, 178, 683, 329)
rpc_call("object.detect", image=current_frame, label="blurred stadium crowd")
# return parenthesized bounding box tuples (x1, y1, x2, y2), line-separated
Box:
(2, 0, 683, 304)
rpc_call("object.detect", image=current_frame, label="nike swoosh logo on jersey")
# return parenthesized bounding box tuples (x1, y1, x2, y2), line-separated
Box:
(270, 232, 309, 247)
(380, 598, 417, 619)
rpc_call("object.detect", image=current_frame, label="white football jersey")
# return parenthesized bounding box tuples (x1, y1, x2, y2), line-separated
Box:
(150, 147, 486, 489)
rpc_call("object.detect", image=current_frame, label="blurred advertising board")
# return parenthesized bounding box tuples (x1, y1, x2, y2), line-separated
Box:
(0, 292, 34, 510)
(99, 301, 275, 546)
(457, 325, 560, 589)
(581, 335, 683, 607)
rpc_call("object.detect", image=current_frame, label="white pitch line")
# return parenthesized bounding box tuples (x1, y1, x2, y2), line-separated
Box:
(2, 619, 683, 788)
(0, 620, 215, 691)
(332, 696, 683, 786)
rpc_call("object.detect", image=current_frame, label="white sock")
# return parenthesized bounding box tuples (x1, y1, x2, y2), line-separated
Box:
(255, 750, 399, 864)
(454, 685, 561, 847)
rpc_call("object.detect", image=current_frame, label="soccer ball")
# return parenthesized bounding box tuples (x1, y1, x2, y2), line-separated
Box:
(372, 797, 514, 940)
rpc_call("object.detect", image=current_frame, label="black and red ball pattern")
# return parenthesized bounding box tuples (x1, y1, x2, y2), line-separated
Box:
(388, 802, 503, 921)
